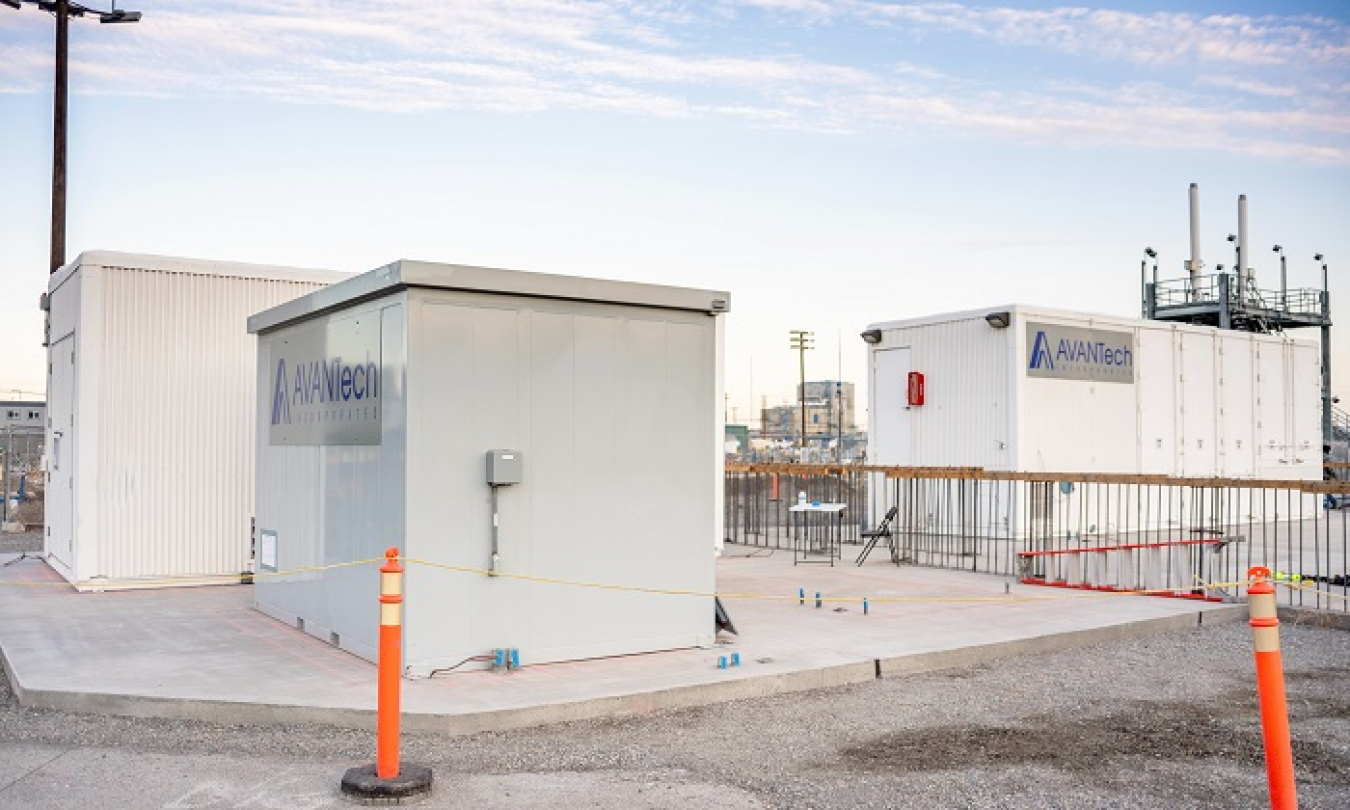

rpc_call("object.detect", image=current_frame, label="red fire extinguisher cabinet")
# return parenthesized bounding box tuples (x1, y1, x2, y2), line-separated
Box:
(907, 371, 925, 406)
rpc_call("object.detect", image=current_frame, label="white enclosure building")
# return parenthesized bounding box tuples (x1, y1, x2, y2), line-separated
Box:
(248, 259, 729, 674)
(44, 251, 346, 589)
(865, 304, 1321, 480)
(863, 304, 1323, 539)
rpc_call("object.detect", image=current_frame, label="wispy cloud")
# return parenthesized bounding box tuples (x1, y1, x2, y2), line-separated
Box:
(1, 1, 1345, 161)
(1197, 75, 1299, 99)
(849, 3, 1350, 68)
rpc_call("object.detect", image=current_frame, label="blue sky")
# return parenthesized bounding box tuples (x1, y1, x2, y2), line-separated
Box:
(1, 1, 1347, 427)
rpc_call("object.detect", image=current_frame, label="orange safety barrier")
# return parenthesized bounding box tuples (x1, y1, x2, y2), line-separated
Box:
(1018, 539, 1225, 601)
(341, 548, 430, 801)
(1247, 566, 1298, 809)
(377, 547, 405, 779)
(1016, 538, 1222, 557)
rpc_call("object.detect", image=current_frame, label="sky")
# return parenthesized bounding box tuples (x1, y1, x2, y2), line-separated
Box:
(1, 1, 1347, 429)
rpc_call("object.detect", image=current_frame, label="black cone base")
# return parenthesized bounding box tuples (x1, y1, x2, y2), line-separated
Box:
(340, 762, 433, 805)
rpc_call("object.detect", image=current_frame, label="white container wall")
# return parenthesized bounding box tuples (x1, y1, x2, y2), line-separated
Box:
(44, 251, 346, 589)
(250, 260, 729, 673)
(869, 316, 1014, 471)
(866, 304, 1322, 481)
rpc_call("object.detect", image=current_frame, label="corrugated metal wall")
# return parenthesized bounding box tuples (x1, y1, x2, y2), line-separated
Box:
(84, 264, 331, 583)
(872, 317, 1011, 470)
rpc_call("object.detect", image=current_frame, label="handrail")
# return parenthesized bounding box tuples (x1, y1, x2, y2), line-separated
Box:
(1152, 273, 1324, 317)
(725, 462, 1350, 493)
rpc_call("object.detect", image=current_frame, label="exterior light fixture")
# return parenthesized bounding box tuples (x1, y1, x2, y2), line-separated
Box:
(1141, 248, 1158, 317)
(860, 329, 882, 344)
(1227, 234, 1241, 272)
(99, 5, 140, 23)
(985, 312, 1011, 329)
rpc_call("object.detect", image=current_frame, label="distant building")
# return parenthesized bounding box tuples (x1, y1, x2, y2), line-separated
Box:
(724, 424, 750, 456)
(0, 400, 46, 480)
(1, 401, 46, 431)
(760, 380, 856, 442)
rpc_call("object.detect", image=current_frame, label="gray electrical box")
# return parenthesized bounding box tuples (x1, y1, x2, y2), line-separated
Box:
(486, 449, 522, 485)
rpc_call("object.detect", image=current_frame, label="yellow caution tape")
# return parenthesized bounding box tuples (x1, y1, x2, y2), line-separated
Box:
(0, 557, 384, 590)
(1275, 579, 1350, 603)
(1, 552, 1345, 609)
(404, 558, 1252, 605)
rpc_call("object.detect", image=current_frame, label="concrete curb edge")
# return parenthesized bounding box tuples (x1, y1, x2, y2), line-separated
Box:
(2, 605, 1251, 735)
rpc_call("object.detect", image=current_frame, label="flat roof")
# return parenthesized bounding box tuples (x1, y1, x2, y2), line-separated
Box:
(50, 250, 349, 291)
(866, 303, 1317, 347)
(248, 259, 732, 334)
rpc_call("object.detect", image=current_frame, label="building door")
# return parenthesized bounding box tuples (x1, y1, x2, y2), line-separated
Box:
(46, 334, 75, 568)
(871, 347, 912, 466)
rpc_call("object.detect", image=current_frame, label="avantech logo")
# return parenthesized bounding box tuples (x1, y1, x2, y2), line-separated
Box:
(1025, 321, 1134, 384)
(266, 316, 383, 447)
(1029, 330, 1055, 371)
(270, 354, 379, 427)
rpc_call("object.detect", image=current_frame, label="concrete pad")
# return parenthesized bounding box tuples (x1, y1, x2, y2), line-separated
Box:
(0, 547, 1245, 734)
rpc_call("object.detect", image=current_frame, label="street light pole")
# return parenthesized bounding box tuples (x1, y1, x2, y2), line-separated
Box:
(3, 1, 143, 274)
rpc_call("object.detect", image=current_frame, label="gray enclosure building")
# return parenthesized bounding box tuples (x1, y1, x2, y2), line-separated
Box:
(248, 259, 729, 674)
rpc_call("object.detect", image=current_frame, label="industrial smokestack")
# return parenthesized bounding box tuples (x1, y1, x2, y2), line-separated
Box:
(1186, 183, 1203, 282)
(1238, 194, 1252, 292)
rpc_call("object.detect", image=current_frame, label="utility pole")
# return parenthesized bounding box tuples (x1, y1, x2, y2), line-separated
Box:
(789, 330, 813, 450)
(836, 380, 842, 462)
(2, 1, 143, 274)
(51, 0, 69, 274)
(2, 423, 11, 524)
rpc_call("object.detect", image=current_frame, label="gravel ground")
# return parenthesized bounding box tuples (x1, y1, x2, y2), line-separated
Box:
(2, 531, 1348, 808)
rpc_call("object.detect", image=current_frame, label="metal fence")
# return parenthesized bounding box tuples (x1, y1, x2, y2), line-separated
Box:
(725, 464, 1350, 611)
